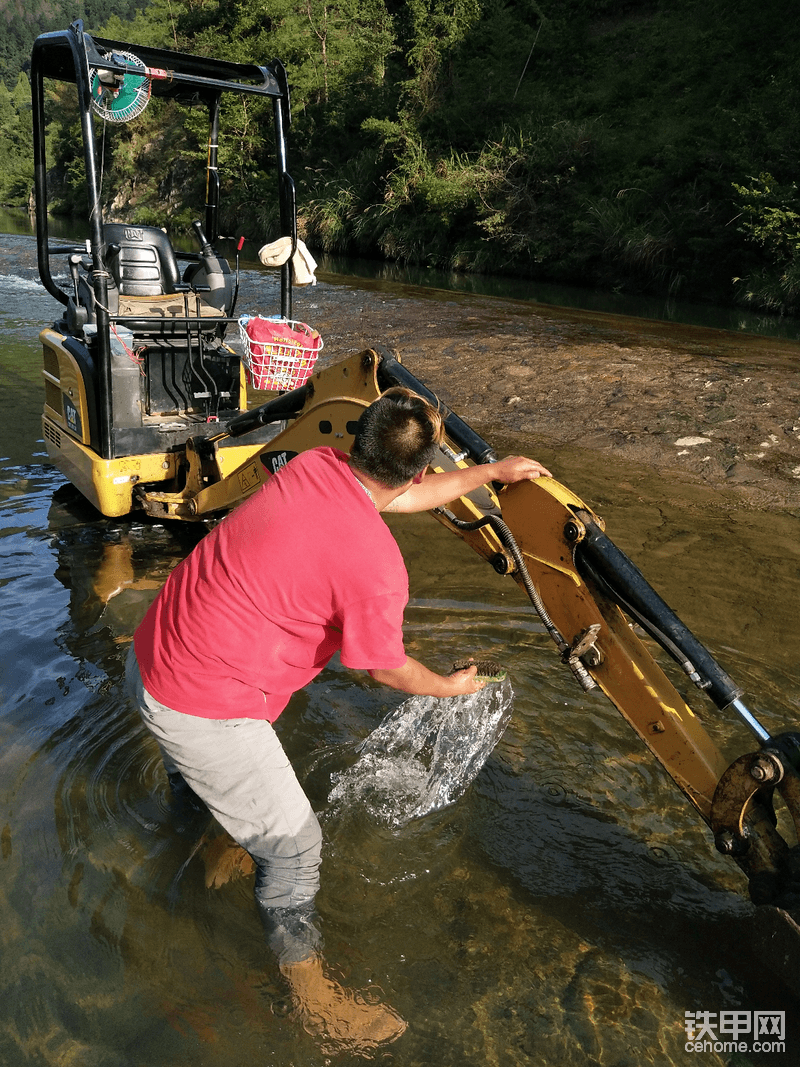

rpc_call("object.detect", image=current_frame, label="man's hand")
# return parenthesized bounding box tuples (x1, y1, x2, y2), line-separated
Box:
(388, 453, 552, 514)
(369, 657, 486, 697)
(489, 455, 552, 484)
(446, 663, 486, 695)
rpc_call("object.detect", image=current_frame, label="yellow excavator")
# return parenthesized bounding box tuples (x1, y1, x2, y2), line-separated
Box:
(32, 22, 800, 989)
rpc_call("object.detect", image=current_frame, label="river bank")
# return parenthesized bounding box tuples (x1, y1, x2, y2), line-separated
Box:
(305, 275, 800, 513)
(3, 210, 798, 513)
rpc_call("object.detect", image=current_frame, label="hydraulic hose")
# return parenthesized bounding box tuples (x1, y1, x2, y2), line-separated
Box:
(437, 507, 597, 691)
(445, 502, 771, 741)
(572, 515, 772, 743)
(377, 351, 769, 740)
(573, 516, 742, 710)
(577, 551, 709, 686)
(223, 384, 308, 438)
(575, 537, 773, 742)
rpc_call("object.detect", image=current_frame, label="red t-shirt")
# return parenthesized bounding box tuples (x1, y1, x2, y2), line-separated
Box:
(134, 447, 408, 720)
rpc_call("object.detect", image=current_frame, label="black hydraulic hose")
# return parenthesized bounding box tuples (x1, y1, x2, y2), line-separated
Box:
(441, 510, 564, 647)
(577, 552, 702, 674)
(376, 350, 763, 727)
(438, 506, 597, 692)
(224, 385, 308, 437)
(575, 516, 742, 710)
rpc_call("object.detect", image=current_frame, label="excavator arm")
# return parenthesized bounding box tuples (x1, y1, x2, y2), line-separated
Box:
(132, 347, 800, 917)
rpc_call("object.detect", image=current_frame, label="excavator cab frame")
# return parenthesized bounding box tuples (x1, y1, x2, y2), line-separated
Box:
(32, 20, 297, 517)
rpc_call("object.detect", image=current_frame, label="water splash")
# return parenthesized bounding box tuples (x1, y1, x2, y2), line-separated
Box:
(325, 679, 514, 827)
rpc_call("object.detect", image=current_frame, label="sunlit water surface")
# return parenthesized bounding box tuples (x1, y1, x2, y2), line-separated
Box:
(1, 227, 799, 1066)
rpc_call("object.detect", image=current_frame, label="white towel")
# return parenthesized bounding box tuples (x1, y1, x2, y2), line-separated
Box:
(258, 236, 318, 287)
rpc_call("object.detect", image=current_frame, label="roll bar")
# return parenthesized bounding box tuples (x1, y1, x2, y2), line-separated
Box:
(30, 20, 296, 457)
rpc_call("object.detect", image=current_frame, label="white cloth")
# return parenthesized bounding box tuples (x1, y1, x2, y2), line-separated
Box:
(258, 236, 318, 286)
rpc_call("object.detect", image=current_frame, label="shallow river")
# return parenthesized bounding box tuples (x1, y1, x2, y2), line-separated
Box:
(1, 226, 799, 1066)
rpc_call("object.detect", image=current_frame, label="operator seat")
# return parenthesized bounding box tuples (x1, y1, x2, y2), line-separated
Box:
(103, 223, 182, 296)
(94, 222, 228, 339)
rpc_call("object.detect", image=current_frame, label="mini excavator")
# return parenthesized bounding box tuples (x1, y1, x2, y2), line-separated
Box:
(32, 23, 800, 986)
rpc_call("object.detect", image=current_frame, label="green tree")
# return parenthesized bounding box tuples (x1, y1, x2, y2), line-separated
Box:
(0, 73, 34, 205)
(0, 0, 143, 87)
(732, 174, 800, 315)
(14, 0, 800, 312)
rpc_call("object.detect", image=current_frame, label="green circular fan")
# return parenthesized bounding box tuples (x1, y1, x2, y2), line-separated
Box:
(89, 51, 150, 123)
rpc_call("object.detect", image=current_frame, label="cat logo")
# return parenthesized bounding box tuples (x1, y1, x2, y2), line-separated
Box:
(63, 395, 82, 437)
(260, 450, 298, 474)
(237, 463, 262, 495)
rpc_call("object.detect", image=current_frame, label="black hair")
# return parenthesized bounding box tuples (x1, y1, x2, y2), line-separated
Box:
(350, 387, 444, 488)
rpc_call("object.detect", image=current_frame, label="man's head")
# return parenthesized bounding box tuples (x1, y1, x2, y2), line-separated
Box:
(350, 387, 444, 488)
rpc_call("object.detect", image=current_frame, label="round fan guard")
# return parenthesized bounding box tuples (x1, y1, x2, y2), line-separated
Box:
(90, 51, 151, 123)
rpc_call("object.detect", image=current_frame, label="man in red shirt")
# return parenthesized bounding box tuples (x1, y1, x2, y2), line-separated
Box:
(126, 387, 550, 1048)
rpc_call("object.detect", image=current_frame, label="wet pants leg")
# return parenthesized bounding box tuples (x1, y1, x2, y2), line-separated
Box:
(125, 646, 323, 963)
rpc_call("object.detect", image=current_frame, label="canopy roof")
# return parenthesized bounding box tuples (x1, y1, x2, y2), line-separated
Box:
(32, 22, 285, 103)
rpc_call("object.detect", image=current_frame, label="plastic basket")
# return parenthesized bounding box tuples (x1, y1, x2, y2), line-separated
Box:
(238, 316, 323, 391)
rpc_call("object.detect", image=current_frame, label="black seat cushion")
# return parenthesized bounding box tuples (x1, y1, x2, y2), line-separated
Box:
(104, 223, 182, 296)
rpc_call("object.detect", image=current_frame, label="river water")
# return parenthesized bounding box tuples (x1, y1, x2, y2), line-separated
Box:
(1, 218, 800, 1065)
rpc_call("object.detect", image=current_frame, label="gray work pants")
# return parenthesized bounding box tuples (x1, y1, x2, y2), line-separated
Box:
(125, 645, 322, 962)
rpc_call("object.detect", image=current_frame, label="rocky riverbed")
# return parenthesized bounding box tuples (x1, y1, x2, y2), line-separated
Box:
(304, 277, 800, 513)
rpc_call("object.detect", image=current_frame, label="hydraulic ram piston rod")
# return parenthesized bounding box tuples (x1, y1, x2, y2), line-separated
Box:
(730, 698, 772, 745)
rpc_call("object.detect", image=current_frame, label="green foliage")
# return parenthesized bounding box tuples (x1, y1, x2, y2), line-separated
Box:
(0, 74, 34, 205)
(0, 0, 143, 87)
(0, 0, 157, 208)
(10, 0, 800, 312)
(732, 175, 800, 260)
(74, 0, 400, 235)
(731, 174, 800, 315)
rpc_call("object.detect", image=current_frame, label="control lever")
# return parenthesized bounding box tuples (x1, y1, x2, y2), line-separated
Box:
(190, 220, 228, 307)
(68, 253, 92, 301)
(192, 219, 214, 255)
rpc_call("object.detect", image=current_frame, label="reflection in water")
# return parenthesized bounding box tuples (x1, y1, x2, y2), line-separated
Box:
(2, 227, 800, 1063)
(315, 250, 800, 342)
(19, 490, 795, 1064)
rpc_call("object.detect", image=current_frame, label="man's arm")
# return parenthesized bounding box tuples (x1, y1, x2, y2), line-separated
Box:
(369, 657, 484, 696)
(386, 455, 552, 514)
